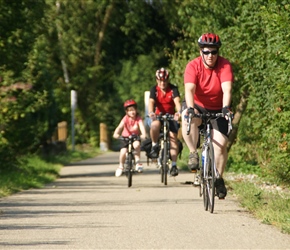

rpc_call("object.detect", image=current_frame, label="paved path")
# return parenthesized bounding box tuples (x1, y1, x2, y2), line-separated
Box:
(0, 151, 290, 249)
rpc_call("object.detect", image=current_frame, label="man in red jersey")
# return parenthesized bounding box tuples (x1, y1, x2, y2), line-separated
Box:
(148, 68, 181, 177)
(181, 33, 234, 198)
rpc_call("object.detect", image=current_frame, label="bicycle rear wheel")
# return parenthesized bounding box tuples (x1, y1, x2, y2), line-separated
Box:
(127, 153, 133, 187)
(206, 142, 215, 213)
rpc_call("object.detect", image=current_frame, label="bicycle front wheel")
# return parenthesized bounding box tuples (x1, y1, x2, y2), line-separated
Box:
(127, 153, 133, 187)
(206, 142, 215, 213)
(162, 142, 168, 185)
(160, 149, 164, 184)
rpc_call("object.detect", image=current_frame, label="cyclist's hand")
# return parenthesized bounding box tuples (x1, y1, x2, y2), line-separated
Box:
(140, 134, 146, 140)
(149, 112, 156, 121)
(222, 106, 232, 120)
(174, 112, 180, 121)
(187, 107, 195, 117)
(113, 133, 119, 139)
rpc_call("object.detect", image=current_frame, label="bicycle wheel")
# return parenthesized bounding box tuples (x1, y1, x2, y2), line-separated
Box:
(160, 148, 164, 183)
(127, 153, 133, 187)
(163, 141, 168, 185)
(206, 142, 215, 213)
(202, 171, 208, 210)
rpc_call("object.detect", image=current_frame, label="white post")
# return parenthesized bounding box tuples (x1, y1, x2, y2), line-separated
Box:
(71, 90, 77, 151)
(144, 91, 150, 136)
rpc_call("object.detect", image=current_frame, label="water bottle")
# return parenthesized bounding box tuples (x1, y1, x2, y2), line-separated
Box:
(201, 150, 205, 167)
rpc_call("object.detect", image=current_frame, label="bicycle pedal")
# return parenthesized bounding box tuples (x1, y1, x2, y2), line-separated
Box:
(218, 197, 225, 200)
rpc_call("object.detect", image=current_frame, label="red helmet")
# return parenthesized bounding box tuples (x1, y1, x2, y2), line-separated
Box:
(124, 99, 137, 109)
(156, 68, 169, 81)
(198, 33, 222, 48)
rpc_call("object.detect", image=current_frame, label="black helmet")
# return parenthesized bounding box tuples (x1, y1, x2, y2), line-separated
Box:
(198, 33, 222, 48)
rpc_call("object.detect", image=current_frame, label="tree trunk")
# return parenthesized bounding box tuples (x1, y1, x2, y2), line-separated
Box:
(227, 90, 249, 152)
(94, 3, 115, 66)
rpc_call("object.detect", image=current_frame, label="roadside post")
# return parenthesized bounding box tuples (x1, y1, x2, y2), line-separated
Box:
(71, 90, 77, 151)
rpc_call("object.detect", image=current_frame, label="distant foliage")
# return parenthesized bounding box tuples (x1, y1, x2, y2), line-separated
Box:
(0, 0, 289, 185)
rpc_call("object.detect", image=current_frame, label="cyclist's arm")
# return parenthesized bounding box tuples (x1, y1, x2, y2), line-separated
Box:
(138, 119, 147, 140)
(184, 82, 196, 109)
(173, 96, 181, 113)
(113, 120, 124, 139)
(148, 98, 156, 121)
(221, 80, 232, 108)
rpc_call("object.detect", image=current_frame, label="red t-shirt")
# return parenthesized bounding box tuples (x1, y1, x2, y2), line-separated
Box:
(149, 83, 180, 115)
(121, 115, 143, 137)
(184, 56, 234, 110)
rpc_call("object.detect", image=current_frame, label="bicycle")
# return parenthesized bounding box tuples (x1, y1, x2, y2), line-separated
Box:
(120, 134, 140, 188)
(155, 113, 175, 186)
(186, 112, 232, 213)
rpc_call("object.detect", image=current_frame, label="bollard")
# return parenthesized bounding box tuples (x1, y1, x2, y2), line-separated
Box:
(57, 121, 67, 141)
(100, 123, 108, 151)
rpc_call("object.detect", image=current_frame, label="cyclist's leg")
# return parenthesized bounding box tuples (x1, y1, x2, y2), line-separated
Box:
(149, 120, 161, 158)
(168, 120, 179, 163)
(115, 144, 127, 177)
(132, 140, 141, 162)
(181, 104, 201, 153)
(133, 140, 143, 172)
(120, 147, 128, 166)
(211, 118, 228, 198)
(211, 118, 228, 176)
(150, 120, 161, 144)
(181, 107, 201, 171)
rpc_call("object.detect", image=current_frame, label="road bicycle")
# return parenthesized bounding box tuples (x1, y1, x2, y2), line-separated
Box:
(156, 113, 175, 186)
(187, 112, 232, 213)
(120, 135, 140, 188)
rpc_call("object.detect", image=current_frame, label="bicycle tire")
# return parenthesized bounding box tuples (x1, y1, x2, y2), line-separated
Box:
(163, 141, 168, 185)
(127, 153, 133, 187)
(160, 148, 164, 184)
(202, 168, 208, 211)
(207, 142, 215, 213)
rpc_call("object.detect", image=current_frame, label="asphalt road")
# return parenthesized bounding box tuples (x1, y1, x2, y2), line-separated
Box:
(0, 151, 290, 250)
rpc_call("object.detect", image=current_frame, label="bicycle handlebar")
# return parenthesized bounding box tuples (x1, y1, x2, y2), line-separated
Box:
(186, 112, 233, 135)
(156, 113, 175, 121)
(119, 134, 140, 141)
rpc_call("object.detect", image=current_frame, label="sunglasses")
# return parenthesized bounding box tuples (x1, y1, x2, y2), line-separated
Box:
(202, 50, 218, 55)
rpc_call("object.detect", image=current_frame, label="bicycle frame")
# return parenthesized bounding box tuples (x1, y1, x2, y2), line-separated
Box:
(186, 112, 232, 213)
(157, 113, 174, 186)
(120, 135, 139, 188)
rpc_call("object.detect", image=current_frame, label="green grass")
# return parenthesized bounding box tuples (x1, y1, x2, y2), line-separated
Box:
(226, 177, 290, 234)
(0, 145, 100, 198)
(178, 142, 290, 234)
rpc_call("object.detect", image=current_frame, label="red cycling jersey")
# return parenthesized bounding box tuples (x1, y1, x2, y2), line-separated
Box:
(149, 83, 180, 115)
(184, 56, 234, 110)
(121, 115, 143, 137)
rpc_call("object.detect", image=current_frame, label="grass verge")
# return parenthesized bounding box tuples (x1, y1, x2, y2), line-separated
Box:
(0, 145, 100, 198)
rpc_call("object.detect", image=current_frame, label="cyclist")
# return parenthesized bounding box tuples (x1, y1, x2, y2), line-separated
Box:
(148, 67, 182, 177)
(113, 99, 146, 177)
(181, 33, 234, 198)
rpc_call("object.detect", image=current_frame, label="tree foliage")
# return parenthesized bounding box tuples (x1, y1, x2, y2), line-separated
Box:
(0, 0, 289, 184)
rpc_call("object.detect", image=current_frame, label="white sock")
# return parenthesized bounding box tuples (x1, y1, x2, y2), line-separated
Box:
(172, 161, 176, 166)
(152, 142, 157, 147)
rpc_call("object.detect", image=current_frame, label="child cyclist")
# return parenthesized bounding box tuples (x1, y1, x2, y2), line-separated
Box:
(113, 99, 146, 177)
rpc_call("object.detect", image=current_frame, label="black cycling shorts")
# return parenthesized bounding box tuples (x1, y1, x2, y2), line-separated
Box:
(120, 138, 141, 149)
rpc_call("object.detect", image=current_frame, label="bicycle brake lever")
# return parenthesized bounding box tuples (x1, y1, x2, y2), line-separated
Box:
(186, 113, 192, 135)
(227, 115, 233, 135)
